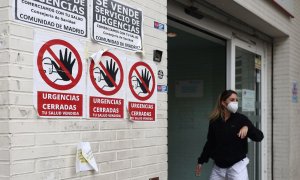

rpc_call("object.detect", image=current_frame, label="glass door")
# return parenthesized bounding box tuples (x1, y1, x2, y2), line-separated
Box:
(227, 33, 267, 180)
(235, 46, 262, 180)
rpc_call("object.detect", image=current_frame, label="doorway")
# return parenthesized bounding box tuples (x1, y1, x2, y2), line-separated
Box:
(167, 19, 226, 180)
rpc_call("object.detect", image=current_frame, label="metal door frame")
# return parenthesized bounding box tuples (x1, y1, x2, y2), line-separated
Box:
(227, 35, 268, 180)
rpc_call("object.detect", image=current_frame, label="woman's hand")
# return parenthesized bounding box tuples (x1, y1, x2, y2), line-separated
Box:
(195, 164, 202, 176)
(238, 126, 248, 139)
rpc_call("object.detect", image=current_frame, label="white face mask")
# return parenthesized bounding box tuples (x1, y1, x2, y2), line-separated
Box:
(227, 102, 238, 113)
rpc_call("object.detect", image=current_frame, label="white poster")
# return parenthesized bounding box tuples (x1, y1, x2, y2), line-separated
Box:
(76, 142, 98, 173)
(87, 50, 126, 119)
(33, 31, 86, 117)
(14, 0, 87, 37)
(241, 89, 255, 112)
(126, 58, 157, 121)
(92, 0, 143, 51)
(292, 81, 298, 103)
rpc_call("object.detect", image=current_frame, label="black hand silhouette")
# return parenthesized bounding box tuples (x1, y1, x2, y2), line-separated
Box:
(137, 68, 151, 94)
(100, 59, 119, 87)
(51, 48, 76, 81)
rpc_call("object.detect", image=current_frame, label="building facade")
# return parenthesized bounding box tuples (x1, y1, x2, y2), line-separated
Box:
(0, 0, 167, 179)
(1, 0, 300, 180)
(168, 0, 300, 180)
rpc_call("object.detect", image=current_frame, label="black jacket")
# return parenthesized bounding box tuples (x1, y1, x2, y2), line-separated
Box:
(198, 112, 264, 168)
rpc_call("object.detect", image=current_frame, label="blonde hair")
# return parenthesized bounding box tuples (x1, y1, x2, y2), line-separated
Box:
(209, 90, 237, 121)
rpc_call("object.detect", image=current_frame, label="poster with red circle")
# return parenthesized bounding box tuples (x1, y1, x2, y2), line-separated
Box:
(126, 58, 157, 121)
(37, 39, 82, 91)
(87, 50, 126, 119)
(33, 31, 86, 118)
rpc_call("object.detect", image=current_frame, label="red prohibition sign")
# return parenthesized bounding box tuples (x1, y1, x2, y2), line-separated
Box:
(129, 62, 155, 101)
(90, 52, 124, 96)
(37, 39, 82, 90)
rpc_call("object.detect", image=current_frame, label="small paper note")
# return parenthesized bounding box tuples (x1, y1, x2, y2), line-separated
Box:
(89, 49, 108, 68)
(76, 142, 98, 173)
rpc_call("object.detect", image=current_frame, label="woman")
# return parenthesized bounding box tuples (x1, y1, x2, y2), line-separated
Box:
(195, 90, 264, 180)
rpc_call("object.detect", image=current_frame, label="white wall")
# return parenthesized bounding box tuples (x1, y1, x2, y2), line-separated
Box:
(0, 0, 168, 179)
(0, 1, 11, 179)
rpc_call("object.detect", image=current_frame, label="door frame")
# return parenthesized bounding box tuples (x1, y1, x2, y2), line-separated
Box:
(168, 1, 268, 179)
(228, 36, 268, 180)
